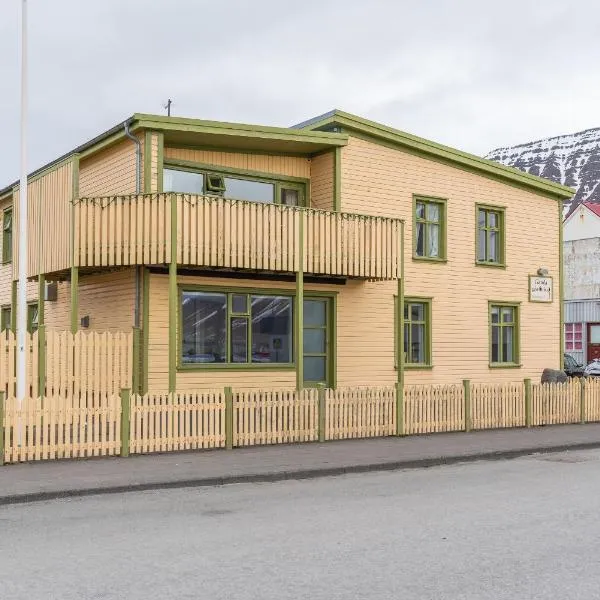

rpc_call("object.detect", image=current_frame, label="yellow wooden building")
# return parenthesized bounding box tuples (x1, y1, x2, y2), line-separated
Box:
(0, 110, 573, 393)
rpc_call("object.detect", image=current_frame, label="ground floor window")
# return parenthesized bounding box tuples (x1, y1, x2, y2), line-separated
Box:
(490, 303, 519, 365)
(565, 323, 583, 351)
(180, 290, 293, 365)
(394, 296, 432, 368)
(1, 306, 11, 332)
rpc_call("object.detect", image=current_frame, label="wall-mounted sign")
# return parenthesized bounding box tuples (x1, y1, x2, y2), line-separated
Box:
(529, 276, 553, 303)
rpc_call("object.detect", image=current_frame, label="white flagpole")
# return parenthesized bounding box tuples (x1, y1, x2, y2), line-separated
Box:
(17, 0, 28, 417)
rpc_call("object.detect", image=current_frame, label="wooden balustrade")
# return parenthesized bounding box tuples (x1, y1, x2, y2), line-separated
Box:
(73, 193, 402, 280)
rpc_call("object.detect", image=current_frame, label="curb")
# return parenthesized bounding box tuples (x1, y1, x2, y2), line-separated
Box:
(1, 440, 600, 506)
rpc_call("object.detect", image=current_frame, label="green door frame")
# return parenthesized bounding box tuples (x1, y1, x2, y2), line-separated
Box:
(302, 296, 335, 388)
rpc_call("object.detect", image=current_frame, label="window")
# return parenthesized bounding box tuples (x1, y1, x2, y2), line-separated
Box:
(477, 205, 505, 266)
(414, 197, 446, 260)
(1, 306, 11, 332)
(163, 166, 306, 206)
(27, 303, 39, 334)
(394, 296, 432, 368)
(180, 290, 293, 366)
(2, 207, 12, 264)
(490, 303, 519, 366)
(565, 323, 583, 351)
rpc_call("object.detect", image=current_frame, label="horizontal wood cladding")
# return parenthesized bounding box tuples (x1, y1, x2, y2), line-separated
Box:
(340, 135, 561, 382)
(310, 151, 334, 211)
(164, 147, 311, 179)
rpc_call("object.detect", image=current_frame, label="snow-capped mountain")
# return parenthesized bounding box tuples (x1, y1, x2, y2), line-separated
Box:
(485, 127, 600, 214)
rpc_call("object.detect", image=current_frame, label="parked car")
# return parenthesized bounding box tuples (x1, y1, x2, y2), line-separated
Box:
(564, 353, 585, 377)
(584, 358, 600, 377)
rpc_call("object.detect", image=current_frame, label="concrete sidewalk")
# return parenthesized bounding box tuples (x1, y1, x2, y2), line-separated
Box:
(2, 423, 600, 505)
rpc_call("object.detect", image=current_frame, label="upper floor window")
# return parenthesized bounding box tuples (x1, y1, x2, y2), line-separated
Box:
(490, 303, 519, 366)
(477, 205, 505, 266)
(27, 303, 39, 334)
(413, 197, 446, 261)
(565, 323, 583, 351)
(2, 207, 12, 264)
(163, 167, 305, 207)
(1, 306, 11, 332)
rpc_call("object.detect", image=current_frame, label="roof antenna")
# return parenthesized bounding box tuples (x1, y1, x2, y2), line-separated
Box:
(163, 99, 172, 117)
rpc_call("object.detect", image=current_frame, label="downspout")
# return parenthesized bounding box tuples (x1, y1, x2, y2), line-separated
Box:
(124, 121, 142, 328)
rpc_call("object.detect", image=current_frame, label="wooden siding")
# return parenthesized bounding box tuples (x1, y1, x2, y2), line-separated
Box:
(164, 147, 311, 179)
(73, 193, 401, 280)
(339, 135, 561, 384)
(79, 137, 140, 197)
(44, 269, 136, 331)
(310, 151, 334, 211)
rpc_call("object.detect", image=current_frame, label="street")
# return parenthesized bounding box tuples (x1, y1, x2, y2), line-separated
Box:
(2, 450, 600, 599)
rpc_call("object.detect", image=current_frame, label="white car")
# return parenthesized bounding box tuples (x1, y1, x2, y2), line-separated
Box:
(584, 359, 600, 377)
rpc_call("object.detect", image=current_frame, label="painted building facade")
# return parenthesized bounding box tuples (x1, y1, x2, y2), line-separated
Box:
(563, 202, 600, 365)
(0, 110, 573, 391)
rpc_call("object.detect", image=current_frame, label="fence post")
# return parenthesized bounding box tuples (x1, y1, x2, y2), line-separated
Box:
(580, 377, 586, 424)
(463, 379, 472, 432)
(317, 384, 326, 442)
(0, 391, 4, 466)
(120, 388, 131, 458)
(395, 382, 404, 436)
(38, 325, 46, 396)
(524, 378, 532, 427)
(225, 386, 233, 450)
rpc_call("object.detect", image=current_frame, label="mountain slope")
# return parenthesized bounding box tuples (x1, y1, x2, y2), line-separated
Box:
(485, 127, 600, 212)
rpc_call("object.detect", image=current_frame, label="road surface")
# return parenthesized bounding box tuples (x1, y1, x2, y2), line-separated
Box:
(2, 450, 600, 599)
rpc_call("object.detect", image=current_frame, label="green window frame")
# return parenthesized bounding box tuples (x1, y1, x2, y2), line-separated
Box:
(27, 302, 39, 334)
(1, 305, 11, 332)
(489, 302, 520, 367)
(476, 204, 505, 267)
(2, 207, 13, 264)
(413, 196, 447, 262)
(394, 296, 432, 369)
(163, 163, 307, 207)
(179, 287, 295, 370)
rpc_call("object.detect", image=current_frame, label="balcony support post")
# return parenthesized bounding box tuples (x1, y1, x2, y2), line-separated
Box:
(70, 266, 78, 334)
(333, 147, 341, 212)
(295, 211, 304, 391)
(396, 221, 405, 436)
(168, 194, 177, 393)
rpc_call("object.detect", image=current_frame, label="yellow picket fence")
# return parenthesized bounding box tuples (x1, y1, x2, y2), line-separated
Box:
(0, 329, 133, 396)
(404, 384, 464, 434)
(234, 389, 318, 446)
(531, 379, 581, 426)
(3, 393, 121, 463)
(471, 382, 526, 429)
(129, 392, 225, 454)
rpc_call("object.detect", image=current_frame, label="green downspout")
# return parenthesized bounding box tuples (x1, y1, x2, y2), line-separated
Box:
(396, 221, 405, 436)
(38, 275, 45, 395)
(296, 211, 304, 390)
(142, 267, 150, 395)
(70, 155, 80, 334)
(168, 194, 177, 393)
(10, 281, 16, 332)
(559, 201, 564, 370)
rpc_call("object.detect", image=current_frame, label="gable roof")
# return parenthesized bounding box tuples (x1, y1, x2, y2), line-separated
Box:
(293, 109, 575, 201)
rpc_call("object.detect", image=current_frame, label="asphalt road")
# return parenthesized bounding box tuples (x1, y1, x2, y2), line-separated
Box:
(2, 450, 600, 600)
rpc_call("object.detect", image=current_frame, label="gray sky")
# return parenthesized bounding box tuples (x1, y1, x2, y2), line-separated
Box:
(0, 0, 598, 186)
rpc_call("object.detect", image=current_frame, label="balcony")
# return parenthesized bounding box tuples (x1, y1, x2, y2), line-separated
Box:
(72, 193, 402, 280)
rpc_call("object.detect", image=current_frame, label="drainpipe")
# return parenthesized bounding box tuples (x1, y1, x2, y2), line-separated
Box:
(124, 122, 142, 329)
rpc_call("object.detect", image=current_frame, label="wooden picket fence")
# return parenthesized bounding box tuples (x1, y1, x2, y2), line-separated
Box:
(0, 329, 133, 396)
(3, 379, 600, 464)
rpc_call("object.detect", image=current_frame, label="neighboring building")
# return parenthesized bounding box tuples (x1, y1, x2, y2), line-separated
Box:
(0, 110, 573, 391)
(563, 202, 600, 365)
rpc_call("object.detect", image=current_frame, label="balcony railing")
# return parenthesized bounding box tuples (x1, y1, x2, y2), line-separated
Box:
(73, 193, 402, 280)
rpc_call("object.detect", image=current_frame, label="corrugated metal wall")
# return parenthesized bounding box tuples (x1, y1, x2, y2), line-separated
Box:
(564, 299, 600, 364)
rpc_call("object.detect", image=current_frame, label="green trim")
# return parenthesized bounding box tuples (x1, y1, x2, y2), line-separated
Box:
(463, 379, 472, 432)
(0, 305, 11, 333)
(157, 133, 164, 193)
(38, 275, 45, 327)
(144, 131, 153, 193)
(528, 274, 554, 303)
(524, 378, 532, 426)
(38, 324, 46, 395)
(168, 195, 177, 393)
(317, 385, 326, 441)
(141, 268, 150, 395)
(132, 327, 141, 394)
(79, 130, 127, 159)
(330, 294, 337, 389)
(10, 281, 16, 332)
(166, 142, 311, 159)
(11, 155, 75, 190)
(475, 203, 506, 267)
(488, 301, 520, 367)
(296, 214, 304, 390)
(299, 110, 574, 201)
(225, 386, 233, 450)
(333, 147, 341, 212)
(412, 195, 447, 262)
(559, 201, 564, 369)
(70, 267, 79, 333)
(134, 113, 348, 147)
(395, 296, 433, 368)
(0, 189, 12, 202)
(2, 206, 13, 264)
(120, 388, 131, 458)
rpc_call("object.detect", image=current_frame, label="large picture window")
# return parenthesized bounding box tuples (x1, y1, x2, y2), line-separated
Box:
(490, 303, 520, 366)
(181, 290, 293, 366)
(414, 197, 446, 261)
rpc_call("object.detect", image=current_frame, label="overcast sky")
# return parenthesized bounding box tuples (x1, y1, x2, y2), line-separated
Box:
(0, 0, 598, 186)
